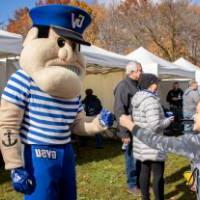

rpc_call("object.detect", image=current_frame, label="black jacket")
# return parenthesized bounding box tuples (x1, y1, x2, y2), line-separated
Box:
(82, 95, 102, 116)
(166, 88, 183, 107)
(113, 76, 138, 138)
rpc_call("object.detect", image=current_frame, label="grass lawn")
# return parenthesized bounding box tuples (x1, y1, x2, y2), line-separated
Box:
(0, 137, 196, 200)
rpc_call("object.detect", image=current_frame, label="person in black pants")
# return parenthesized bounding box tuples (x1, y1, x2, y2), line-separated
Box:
(129, 73, 174, 200)
(82, 88, 104, 148)
(140, 161, 165, 200)
(119, 101, 200, 200)
(166, 82, 183, 131)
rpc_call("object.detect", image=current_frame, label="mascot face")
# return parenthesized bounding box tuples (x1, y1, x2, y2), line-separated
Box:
(20, 27, 86, 99)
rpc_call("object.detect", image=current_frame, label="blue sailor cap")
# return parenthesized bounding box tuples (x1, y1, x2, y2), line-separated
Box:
(29, 4, 92, 46)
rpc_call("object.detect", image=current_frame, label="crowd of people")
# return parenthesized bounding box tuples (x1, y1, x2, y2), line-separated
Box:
(77, 61, 200, 200)
(166, 80, 200, 134)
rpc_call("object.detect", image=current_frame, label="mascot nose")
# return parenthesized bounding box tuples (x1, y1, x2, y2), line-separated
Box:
(58, 43, 74, 61)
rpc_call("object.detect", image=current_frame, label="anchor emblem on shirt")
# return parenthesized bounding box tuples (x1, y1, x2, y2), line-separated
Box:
(2, 130, 18, 147)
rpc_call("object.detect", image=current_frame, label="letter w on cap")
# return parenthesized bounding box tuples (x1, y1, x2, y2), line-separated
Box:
(71, 13, 85, 29)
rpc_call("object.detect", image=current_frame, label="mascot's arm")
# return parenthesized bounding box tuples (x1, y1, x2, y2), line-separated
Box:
(71, 111, 107, 136)
(0, 99, 24, 169)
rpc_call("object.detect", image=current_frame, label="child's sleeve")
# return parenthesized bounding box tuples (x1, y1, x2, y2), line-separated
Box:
(159, 117, 172, 129)
(132, 126, 200, 161)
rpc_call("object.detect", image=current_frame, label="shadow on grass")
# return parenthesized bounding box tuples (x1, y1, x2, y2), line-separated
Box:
(164, 165, 196, 200)
(165, 182, 196, 200)
(0, 167, 10, 185)
(0, 151, 11, 185)
(74, 137, 123, 165)
(165, 165, 191, 183)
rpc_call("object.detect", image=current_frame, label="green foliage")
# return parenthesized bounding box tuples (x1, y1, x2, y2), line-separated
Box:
(0, 138, 196, 200)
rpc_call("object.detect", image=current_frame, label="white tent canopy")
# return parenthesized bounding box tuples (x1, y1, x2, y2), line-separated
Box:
(126, 47, 195, 79)
(126, 47, 196, 108)
(173, 57, 200, 83)
(0, 30, 23, 58)
(81, 45, 132, 73)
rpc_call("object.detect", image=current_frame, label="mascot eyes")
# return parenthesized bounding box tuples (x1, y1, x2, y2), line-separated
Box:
(57, 38, 80, 52)
(57, 38, 66, 48)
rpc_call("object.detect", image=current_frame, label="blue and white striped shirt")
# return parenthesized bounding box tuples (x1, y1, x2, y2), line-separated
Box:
(2, 69, 83, 145)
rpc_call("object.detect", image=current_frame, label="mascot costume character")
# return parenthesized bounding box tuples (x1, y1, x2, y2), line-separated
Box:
(0, 4, 113, 200)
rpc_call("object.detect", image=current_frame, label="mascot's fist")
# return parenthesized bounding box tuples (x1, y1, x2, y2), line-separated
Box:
(11, 167, 34, 194)
(99, 109, 114, 127)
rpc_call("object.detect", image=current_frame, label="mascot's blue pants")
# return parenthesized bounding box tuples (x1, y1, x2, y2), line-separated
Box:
(24, 143, 76, 200)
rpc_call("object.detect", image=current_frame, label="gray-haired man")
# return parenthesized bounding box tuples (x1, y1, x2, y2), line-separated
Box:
(113, 61, 142, 196)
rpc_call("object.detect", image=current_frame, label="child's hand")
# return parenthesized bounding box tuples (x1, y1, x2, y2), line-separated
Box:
(122, 137, 131, 144)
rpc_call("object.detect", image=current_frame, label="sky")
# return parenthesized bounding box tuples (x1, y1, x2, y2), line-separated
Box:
(0, 0, 96, 25)
(0, 0, 36, 24)
(1, 0, 200, 25)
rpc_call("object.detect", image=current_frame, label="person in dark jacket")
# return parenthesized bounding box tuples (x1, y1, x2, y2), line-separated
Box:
(166, 82, 183, 131)
(113, 61, 142, 196)
(166, 82, 183, 109)
(82, 89, 102, 116)
(82, 89, 103, 148)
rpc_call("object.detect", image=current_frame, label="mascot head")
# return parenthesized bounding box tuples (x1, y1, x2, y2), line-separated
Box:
(20, 4, 91, 99)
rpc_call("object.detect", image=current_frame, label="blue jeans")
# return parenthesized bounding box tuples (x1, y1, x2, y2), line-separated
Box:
(124, 143, 138, 189)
